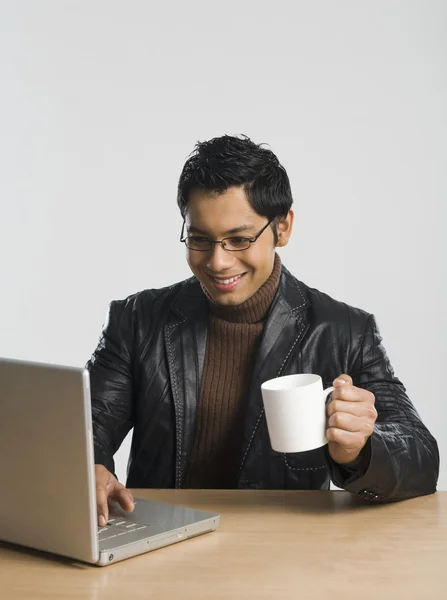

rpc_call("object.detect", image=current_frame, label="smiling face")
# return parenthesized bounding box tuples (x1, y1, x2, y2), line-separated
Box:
(184, 186, 294, 306)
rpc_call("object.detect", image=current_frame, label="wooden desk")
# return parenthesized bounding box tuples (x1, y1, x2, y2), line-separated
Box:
(1, 490, 446, 599)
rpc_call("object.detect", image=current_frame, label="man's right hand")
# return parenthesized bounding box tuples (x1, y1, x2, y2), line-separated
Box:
(95, 464, 135, 527)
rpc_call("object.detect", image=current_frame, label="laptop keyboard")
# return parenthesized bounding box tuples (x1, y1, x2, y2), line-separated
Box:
(98, 517, 149, 542)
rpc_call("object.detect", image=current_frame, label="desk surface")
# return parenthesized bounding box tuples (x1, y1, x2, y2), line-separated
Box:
(1, 490, 446, 600)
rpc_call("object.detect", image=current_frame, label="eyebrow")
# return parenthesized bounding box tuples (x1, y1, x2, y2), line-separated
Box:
(187, 224, 258, 236)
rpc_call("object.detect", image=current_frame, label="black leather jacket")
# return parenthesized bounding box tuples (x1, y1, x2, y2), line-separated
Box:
(88, 265, 439, 502)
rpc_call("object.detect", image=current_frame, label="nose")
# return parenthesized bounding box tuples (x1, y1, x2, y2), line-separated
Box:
(206, 243, 237, 273)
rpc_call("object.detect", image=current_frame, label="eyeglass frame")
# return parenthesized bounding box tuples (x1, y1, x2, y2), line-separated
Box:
(180, 217, 276, 252)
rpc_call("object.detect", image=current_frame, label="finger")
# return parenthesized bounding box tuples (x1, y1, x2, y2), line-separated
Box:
(96, 485, 109, 527)
(327, 412, 375, 436)
(327, 399, 377, 419)
(326, 427, 366, 449)
(112, 486, 135, 512)
(333, 374, 353, 386)
(330, 385, 375, 403)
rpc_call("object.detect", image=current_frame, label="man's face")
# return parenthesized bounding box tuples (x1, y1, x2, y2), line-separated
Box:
(184, 186, 293, 306)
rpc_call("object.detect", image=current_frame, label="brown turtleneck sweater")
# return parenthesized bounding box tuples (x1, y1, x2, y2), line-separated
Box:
(183, 254, 282, 489)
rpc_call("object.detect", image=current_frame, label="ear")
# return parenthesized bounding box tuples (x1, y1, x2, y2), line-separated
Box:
(275, 210, 294, 247)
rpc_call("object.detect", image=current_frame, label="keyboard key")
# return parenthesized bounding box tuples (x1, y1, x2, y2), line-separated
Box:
(99, 527, 153, 549)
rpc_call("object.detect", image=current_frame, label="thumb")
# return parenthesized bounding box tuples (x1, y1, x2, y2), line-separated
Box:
(333, 373, 353, 386)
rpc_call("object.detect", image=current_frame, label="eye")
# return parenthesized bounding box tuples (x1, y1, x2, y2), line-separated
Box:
(188, 236, 210, 244)
(226, 237, 251, 248)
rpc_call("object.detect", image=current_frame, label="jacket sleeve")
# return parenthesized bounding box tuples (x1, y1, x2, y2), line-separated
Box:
(328, 314, 440, 502)
(85, 300, 134, 477)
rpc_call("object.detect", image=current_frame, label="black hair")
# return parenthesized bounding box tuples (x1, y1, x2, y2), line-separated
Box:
(177, 135, 293, 225)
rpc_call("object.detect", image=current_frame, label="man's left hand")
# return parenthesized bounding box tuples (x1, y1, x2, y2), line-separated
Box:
(326, 374, 377, 466)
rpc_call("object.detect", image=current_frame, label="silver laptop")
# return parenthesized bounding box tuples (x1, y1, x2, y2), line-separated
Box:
(0, 357, 220, 566)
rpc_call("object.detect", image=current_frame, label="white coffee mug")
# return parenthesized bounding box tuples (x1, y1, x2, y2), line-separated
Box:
(261, 374, 335, 453)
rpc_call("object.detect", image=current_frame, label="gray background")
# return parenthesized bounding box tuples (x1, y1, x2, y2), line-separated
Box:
(1, 1, 445, 488)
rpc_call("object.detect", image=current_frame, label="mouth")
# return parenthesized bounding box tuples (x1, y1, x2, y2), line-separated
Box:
(208, 272, 246, 292)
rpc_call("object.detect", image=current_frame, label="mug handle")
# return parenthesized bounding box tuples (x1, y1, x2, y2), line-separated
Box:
(323, 386, 335, 403)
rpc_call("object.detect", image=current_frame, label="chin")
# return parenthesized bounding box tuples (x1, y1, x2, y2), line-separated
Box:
(203, 287, 243, 306)
(215, 295, 245, 306)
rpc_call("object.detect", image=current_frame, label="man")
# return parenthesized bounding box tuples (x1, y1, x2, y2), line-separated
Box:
(88, 135, 439, 527)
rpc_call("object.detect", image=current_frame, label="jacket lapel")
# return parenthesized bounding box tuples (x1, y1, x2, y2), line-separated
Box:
(164, 278, 207, 488)
(239, 267, 311, 472)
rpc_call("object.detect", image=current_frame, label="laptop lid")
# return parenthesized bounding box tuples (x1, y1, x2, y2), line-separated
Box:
(0, 358, 99, 563)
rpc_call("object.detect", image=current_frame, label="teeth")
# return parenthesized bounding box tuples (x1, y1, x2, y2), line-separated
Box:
(213, 275, 241, 285)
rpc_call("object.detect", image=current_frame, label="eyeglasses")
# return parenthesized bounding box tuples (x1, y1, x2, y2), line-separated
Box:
(180, 218, 275, 252)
